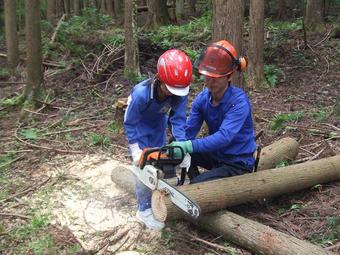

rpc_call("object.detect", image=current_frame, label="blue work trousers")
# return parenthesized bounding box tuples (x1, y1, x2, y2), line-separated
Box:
(188, 152, 253, 184)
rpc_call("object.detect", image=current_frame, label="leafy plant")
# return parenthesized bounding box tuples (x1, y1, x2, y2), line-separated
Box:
(108, 121, 118, 133)
(275, 160, 289, 168)
(89, 132, 110, 146)
(20, 129, 39, 140)
(268, 111, 305, 131)
(264, 65, 284, 87)
(0, 68, 11, 79)
(0, 153, 14, 175)
(0, 94, 24, 107)
(148, 11, 212, 49)
(309, 108, 331, 122)
(28, 235, 55, 255)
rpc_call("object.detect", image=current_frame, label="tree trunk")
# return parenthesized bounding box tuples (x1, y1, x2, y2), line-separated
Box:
(212, 0, 245, 87)
(110, 142, 334, 255)
(106, 0, 114, 17)
(247, 0, 264, 90)
(100, 0, 106, 13)
(187, 0, 196, 16)
(175, 0, 184, 22)
(74, 0, 81, 15)
(305, 0, 325, 31)
(124, 0, 140, 77)
(114, 0, 124, 24)
(144, 0, 170, 29)
(46, 0, 56, 24)
(4, 0, 19, 68)
(152, 155, 340, 221)
(24, 0, 44, 108)
(64, 0, 71, 17)
(199, 211, 335, 255)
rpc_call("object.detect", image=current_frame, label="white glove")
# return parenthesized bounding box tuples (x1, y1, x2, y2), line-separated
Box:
(129, 143, 143, 166)
(179, 153, 191, 171)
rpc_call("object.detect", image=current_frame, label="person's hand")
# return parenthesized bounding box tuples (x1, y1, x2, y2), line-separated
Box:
(129, 143, 143, 166)
(169, 141, 193, 158)
(179, 153, 191, 170)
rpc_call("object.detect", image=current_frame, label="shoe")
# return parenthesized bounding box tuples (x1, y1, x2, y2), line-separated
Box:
(136, 208, 165, 230)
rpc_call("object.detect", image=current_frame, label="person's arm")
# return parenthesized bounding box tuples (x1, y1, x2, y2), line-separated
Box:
(185, 95, 204, 140)
(191, 98, 250, 153)
(168, 96, 187, 141)
(124, 91, 147, 162)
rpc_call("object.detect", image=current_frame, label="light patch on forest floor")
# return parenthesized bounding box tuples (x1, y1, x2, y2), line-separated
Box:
(28, 155, 157, 252)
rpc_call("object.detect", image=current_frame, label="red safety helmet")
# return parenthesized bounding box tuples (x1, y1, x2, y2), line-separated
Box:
(194, 40, 247, 78)
(157, 49, 192, 96)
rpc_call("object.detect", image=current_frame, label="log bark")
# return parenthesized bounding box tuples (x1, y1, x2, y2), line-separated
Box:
(110, 139, 335, 255)
(257, 137, 299, 171)
(199, 210, 335, 255)
(152, 155, 340, 221)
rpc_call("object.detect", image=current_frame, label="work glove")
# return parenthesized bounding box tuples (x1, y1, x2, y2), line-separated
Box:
(169, 140, 193, 158)
(179, 153, 191, 170)
(129, 143, 143, 166)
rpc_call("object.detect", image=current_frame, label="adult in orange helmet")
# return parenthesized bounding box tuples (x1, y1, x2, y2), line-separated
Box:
(124, 49, 192, 230)
(168, 40, 256, 183)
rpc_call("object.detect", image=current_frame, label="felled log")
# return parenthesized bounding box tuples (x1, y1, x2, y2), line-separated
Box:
(199, 210, 336, 255)
(110, 161, 335, 255)
(152, 155, 340, 222)
(257, 137, 299, 170)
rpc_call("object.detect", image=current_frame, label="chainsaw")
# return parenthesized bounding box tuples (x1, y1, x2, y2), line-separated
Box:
(131, 146, 201, 219)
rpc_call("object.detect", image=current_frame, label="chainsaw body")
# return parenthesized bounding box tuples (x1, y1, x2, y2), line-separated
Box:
(131, 146, 201, 219)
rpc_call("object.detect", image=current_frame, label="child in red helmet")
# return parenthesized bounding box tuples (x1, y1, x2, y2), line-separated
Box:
(124, 49, 192, 230)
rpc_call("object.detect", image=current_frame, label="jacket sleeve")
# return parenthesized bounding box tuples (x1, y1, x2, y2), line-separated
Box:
(169, 96, 188, 141)
(191, 97, 250, 152)
(185, 95, 203, 140)
(123, 92, 146, 144)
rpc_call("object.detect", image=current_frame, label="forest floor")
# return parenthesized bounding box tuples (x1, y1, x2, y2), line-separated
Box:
(0, 20, 340, 254)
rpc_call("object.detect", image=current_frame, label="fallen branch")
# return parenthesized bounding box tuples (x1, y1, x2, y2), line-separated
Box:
(14, 128, 83, 154)
(0, 212, 30, 220)
(0, 176, 51, 204)
(50, 14, 66, 44)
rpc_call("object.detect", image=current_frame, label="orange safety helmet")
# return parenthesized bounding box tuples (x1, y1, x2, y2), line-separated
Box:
(194, 40, 247, 78)
(157, 49, 192, 96)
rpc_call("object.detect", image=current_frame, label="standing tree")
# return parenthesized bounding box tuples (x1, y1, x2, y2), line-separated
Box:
(305, 0, 325, 31)
(124, 0, 140, 77)
(247, 0, 265, 89)
(64, 0, 71, 17)
(114, 0, 124, 24)
(187, 0, 196, 16)
(4, 0, 19, 68)
(74, 0, 81, 15)
(212, 0, 245, 86)
(175, 0, 185, 22)
(106, 0, 114, 17)
(23, 0, 44, 109)
(46, 0, 56, 25)
(145, 0, 170, 29)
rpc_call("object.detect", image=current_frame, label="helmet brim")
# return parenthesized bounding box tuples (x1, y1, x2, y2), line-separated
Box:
(165, 84, 190, 96)
(199, 69, 233, 78)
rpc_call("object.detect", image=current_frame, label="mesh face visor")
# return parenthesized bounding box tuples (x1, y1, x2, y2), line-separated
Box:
(194, 44, 238, 77)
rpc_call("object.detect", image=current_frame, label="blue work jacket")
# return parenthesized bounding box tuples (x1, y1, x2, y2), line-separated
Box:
(124, 78, 187, 149)
(186, 85, 257, 168)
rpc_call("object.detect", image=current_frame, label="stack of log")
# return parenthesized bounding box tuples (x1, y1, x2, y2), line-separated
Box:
(111, 137, 339, 255)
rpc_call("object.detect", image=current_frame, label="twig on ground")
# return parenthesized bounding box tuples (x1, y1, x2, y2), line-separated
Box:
(293, 147, 326, 164)
(22, 108, 49, 116)
(313, 28, 333, 47)
(0, 155, 25, 169)
(0, 176, 51, 204)
(43, 125, 95, 136)
(0, 212, 30, 220)
(14, 128, 83, 154)
(50, 14, 66, 44)
(322, 123, 340, 132)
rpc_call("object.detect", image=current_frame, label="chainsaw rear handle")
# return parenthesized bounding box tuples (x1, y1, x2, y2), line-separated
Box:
(139, 146, 185, 169)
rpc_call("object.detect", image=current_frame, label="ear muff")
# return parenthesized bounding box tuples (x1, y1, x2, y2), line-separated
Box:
(237, 57, 247, 71)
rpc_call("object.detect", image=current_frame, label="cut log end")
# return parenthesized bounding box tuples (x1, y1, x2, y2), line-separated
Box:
(152, 190, 167, 222)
